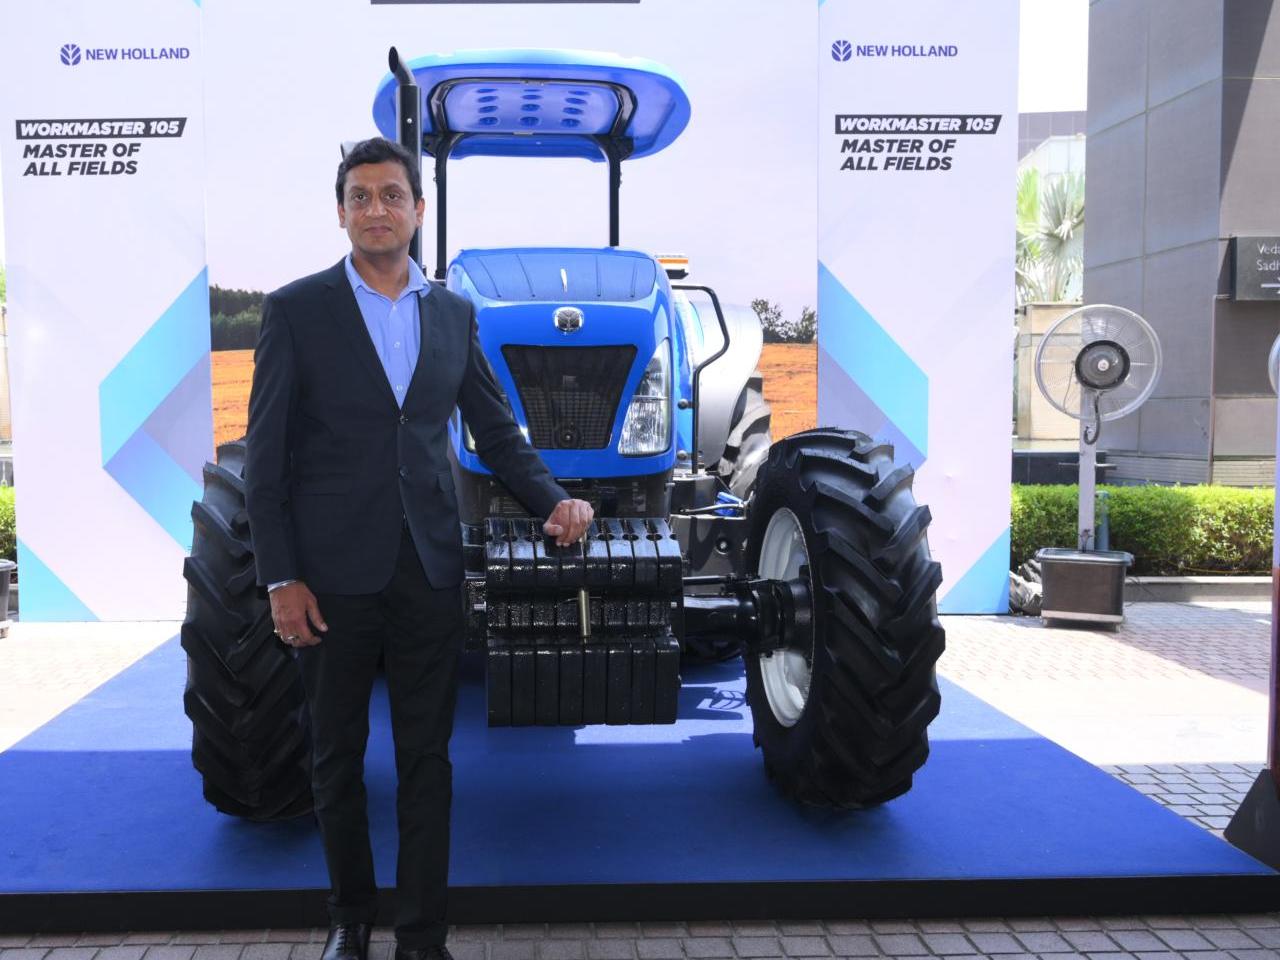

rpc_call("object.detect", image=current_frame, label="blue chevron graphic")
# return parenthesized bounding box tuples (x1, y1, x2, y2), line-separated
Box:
(818, 345, 926, 467)
(938, 527, 1011, 615)
(17, 539, 97, 621)
(100, 269, 211, 549)
(818, 261, 929, 462)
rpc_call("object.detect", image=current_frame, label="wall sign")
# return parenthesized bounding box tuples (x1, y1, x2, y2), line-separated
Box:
(1232, 236, 1280, 301)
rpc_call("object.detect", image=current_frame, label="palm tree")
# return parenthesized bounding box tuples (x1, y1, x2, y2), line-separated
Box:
(1016, 168, 1042, 304)
(1016, 169, 1084, 304)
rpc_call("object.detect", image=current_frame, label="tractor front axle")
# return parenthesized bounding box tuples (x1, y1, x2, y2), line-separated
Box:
(681, 575, 813, 661)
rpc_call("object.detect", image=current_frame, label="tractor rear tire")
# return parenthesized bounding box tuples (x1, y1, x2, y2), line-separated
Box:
(743, 428, 944, 808)
(180, 440, 313, 821)
(715, 371, 772, 501)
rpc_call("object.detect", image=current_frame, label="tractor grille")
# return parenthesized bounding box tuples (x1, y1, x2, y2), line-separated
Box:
(502, 345, 637, 449)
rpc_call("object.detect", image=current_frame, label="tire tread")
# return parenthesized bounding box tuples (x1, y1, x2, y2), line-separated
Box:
(181, 441, 313, 821)
(745, 427, 945, 809)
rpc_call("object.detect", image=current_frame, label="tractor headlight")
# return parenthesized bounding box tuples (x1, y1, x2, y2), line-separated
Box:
(619, 340, 670, 456)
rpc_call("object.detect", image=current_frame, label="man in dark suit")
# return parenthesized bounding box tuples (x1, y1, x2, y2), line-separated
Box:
(245, 137, 593, 960)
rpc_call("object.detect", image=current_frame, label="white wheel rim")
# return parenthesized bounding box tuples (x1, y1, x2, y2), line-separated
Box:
(757, 507, 813, 728)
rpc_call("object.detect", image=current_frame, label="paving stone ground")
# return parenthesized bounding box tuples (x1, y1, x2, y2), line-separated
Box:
(937, 601, 1268, 766)
(6, 917, 1280, 960)
(0, 620, 172, 752)
(0, 602, 1275, 958)
(1104, 761, 1262, 835)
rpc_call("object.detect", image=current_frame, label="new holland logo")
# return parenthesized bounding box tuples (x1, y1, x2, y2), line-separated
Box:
(554, 306, 584, 333)
(841, 42, 960, 59)
(58, 43, 191, 64)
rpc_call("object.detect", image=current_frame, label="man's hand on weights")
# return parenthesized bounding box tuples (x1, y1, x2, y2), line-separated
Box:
(543, 498, 594, 546)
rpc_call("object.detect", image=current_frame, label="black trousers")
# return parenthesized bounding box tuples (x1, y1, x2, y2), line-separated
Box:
(295, 525, 465, 947)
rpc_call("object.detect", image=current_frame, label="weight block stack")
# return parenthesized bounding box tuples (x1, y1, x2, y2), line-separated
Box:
(484, 517, 682, 726)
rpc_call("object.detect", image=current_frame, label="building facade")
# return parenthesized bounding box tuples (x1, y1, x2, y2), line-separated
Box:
(1084, 0, 1280, 485)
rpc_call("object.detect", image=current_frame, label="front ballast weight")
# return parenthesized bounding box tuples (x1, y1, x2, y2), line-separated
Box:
(481, 517, 684, 726)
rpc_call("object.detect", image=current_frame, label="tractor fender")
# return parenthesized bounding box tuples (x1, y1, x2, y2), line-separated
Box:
(694, 302, 764, 468)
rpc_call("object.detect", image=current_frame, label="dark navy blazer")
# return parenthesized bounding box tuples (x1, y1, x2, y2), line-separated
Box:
(244, 258, 568, 594)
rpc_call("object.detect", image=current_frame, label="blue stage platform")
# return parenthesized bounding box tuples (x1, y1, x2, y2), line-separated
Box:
(0, 637, 1274, 930)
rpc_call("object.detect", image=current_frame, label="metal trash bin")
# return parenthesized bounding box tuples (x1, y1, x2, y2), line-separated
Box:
(0, 558, 14, 634)
(1035, 547, 1133, 625)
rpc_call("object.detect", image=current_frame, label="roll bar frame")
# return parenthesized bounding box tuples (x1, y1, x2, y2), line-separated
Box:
(389, 47, 637, 279)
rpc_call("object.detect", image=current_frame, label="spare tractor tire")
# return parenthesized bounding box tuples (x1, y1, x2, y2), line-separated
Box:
(715, 371, 772, 501)
(180, 440, 313, 821)
(743, 428, 944, 808)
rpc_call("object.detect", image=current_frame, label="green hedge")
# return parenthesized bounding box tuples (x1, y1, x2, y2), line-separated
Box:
(0, 487, 13, 562)
(0, 481, 1267, 576)
(1011, 484, 1273, 575)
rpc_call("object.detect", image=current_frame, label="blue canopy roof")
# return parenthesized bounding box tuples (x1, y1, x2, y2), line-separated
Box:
(371, 49, 691, 161)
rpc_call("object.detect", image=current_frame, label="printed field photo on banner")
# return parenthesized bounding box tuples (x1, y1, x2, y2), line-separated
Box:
(200, 0, 818, 448)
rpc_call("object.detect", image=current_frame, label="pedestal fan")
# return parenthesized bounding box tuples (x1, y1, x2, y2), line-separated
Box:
(1034, 304, 1162, 550)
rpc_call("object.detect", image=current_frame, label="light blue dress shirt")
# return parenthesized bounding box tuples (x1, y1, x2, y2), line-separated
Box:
(343, 253, 428, 409)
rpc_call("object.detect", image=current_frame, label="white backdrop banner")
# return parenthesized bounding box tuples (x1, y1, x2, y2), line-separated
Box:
(0, 0, 210, 620)
(817, 0, 1017, 613)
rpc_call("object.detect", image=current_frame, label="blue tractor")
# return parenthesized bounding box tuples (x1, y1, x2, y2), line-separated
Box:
(181, 49, 945, 821)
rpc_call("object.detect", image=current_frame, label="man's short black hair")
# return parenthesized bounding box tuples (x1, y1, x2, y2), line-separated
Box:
(335, 137, 423, 205)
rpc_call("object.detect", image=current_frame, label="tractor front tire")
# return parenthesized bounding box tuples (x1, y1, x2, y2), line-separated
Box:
(743, 428, 944, 808)
(180, 440, 313, 821)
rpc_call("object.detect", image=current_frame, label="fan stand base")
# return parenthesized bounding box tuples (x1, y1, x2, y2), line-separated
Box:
(1036, 547, 1131, 625)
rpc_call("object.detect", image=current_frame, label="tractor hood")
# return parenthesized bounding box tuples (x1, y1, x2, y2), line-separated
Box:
(453, 247, 657, 302)
(446, 247, 677, 477)
(448, 247, 669, 346)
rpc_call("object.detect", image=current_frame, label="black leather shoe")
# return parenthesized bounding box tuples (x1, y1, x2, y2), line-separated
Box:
(321, 923, 372, 960)
(393, 946, 453, 960)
